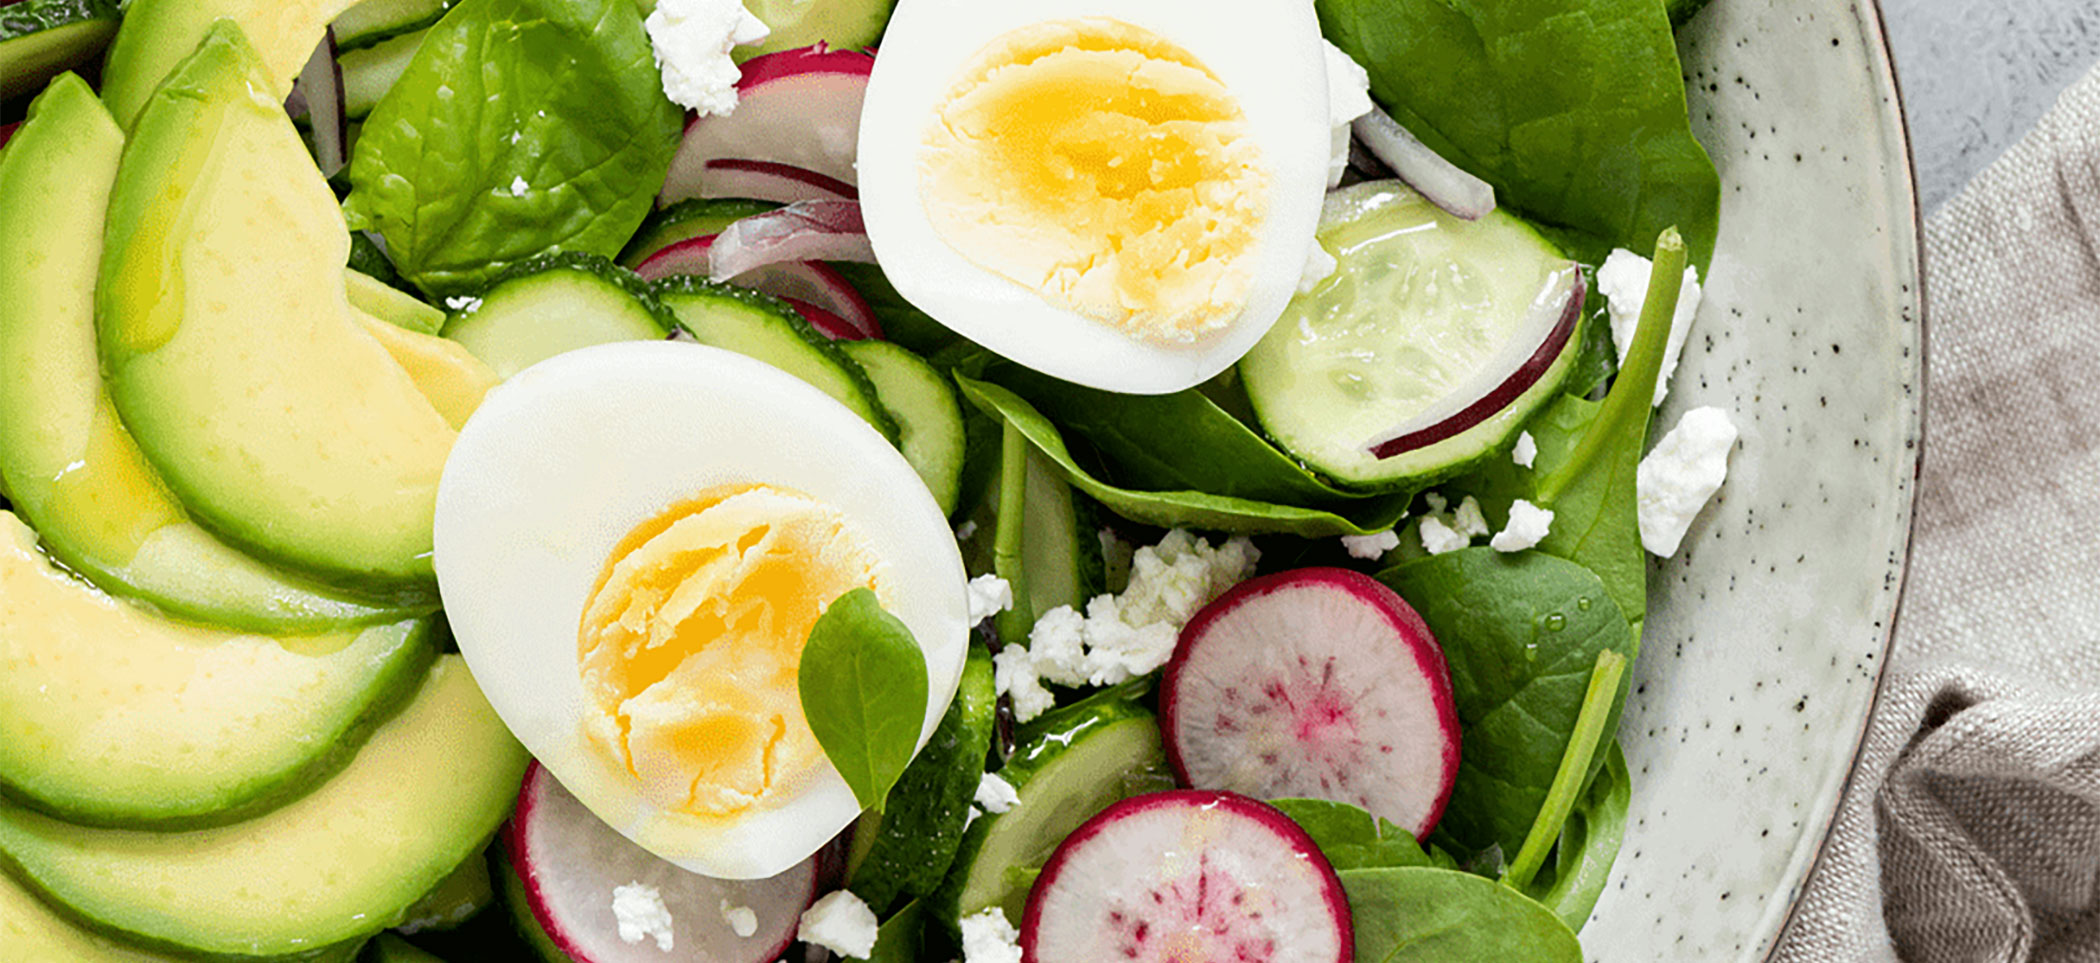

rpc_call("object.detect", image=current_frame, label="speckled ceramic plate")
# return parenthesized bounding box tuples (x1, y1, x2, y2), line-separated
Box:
(1579, 1, 1924, 959)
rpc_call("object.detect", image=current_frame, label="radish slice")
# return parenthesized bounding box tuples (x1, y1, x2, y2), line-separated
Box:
(1161, 568, 1460, 840)
(0, 123, 17, 151)
(1352, 108, 1497, 222)
(702, 159, 859, 203)
(784, 298, 867, 341)
(661, 45, 874, 205)
(505, 763, 818, 963)
(1022, 790, 1352, 963)
(291, 28, 348, 177)
(708, 200, 874, 281)
(634, 234, 882, 339)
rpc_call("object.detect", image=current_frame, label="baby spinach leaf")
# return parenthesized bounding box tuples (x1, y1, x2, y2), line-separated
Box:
(799, 588, 930, 813)
(1340, 867, 1583, 963)
(1376, 549, 1633, 861)
(955, 376, 1410, 538)
(865, 900, 925, 963)
(1527, 742, 1631, 930)
(1317, 0, 1720, 271)
(342, 0, 682, 298)
(1503, 649, 1626, 890)
(1270, 798, 1451, 872)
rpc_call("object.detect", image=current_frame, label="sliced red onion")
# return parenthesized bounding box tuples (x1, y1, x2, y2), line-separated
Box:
(1352, 108, 1496, 222)
(706, 199, 874, 281)
(635, 234, 883, 340)
(291, 28, 348, 177)
(701, 159, 858, 203)
(783, 298, 867, 341)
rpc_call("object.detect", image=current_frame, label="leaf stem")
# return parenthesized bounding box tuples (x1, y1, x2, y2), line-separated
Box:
(1502, 648, 1628, 892)
(993, 421, 1035, 647)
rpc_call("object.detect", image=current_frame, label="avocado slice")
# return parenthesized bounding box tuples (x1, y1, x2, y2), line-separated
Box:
(0, 73, 438, 633)
(0, 657, 528, 959)
(352, 311, 501, 429)
(347, 268, 446, 336)
(1, 850, 186, 962)
(99, 0, 360, 129)
(97, 24, 458, 592)
(0, 0, 121, 101)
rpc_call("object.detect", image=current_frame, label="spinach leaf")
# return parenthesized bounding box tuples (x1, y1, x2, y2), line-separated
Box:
(955, 376, 1410, 538)
(1317, 0, 1720, 270)
(1340, 867, 1583, 963)
(866, 900, 925, 963)
(1503, 650, 1626, 890)
(1562, 303, 1618, 400)
(1527, 742, 1631, 930)
(342, 0, 682, 297)
(799, 588, 930, 812)
(829, 262, 963, 359)
(1270, 798, 1453, 872)
(1376, 549, 1633, 861)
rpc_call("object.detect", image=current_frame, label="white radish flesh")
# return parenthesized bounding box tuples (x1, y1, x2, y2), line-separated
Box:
(633, 234, 883, 339)
(701, 159, 858, 204)
(1352, 108, 1496, 221)
(661, 45, 873, 205)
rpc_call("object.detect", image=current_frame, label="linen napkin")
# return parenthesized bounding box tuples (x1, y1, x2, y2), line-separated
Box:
(1770, 64, 2100, 963)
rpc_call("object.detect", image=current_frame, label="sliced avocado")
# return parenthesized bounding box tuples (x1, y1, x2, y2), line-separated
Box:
(0, 657, 528, 959)
(394, 851, 495, 935)
(0, 74, 434, 632)
(352, 312, 500, 429)
(347, 268, 445, 335)
(365, 934, 447, 963)
(100, 0, 361, 128)
(0, 0, 120, 101)
(1, 850, 187, 962)
(97, 25, 457, 592)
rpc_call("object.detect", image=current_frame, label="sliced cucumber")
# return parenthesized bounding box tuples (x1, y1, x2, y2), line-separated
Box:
(928, 690, 1174, 929)
(442, 252, 674, 379)
(1240, 180, 1583, 490)
(848, 642, 996, 914)
(959, 448, 1104, 619)
(342, 28, 424, 119)
(618, 197, 778, 268)
(735, 0, 892, 63)
(0, 0, 120, 101)
(653, 275, 900, 443)
(332, 0, 451, 50)
(838, 340, 966, 516)
(348, 267, 443, 335)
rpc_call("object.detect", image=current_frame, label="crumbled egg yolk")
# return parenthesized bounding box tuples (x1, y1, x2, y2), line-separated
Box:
(578, 483, 885, 817)
(919, 18, 1270, 343)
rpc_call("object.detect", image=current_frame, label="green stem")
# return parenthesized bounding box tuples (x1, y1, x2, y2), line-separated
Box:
(992, 421, 1035, 647)
(1538, 228, 1686, 505)
(1502, 648, 1628, 892)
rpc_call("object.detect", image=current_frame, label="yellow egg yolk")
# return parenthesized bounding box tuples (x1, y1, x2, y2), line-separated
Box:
(919, 18, 1270, 343)
(577, 483, 885, 817)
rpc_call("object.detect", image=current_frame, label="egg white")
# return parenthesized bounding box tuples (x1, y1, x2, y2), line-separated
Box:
(434, 341, 970, 880)
(857, 0, 1331, 395)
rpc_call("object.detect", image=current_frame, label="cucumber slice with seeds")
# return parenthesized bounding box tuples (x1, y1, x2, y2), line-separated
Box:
(838, 340, 966, 516)
(0, 0, 120, 101)
(442, 253, 674, 379)
(735, 0, 894, 63)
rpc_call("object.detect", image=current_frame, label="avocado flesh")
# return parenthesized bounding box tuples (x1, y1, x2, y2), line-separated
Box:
(99, 0, 361, 129)
(0, 74, 435, 633)
(97, 24, 458, 591)
(352, 311, 501, 430)
(1, 859, 191, 962)
(0, 657, 528, 959)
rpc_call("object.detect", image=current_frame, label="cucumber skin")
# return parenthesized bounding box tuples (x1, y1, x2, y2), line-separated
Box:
(847, 641, 996, 915)
(616, 197, 778, 268)
(457, 251, 676, 333)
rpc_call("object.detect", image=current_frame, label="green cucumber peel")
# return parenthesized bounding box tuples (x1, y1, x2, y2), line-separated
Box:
(798, 588, 929, 813)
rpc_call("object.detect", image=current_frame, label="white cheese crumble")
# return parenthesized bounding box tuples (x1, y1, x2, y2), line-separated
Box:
(974, 772, 1020, 814)
(612, 882, 674, 952)
(1418, 516, 1468, 555)
(1512, 431, 1538, 468)
(960, 907, 1024, 963)
(797, 890, 879, 960)
(1637, 406, 1738, 557)
(1322, 41, 1374, 189)
(1340, 529, 1401, 560)
(966, 574, 1014, 624)
(645, 0, 771, 117)
(1417, 494, 1489, 555)
(993, 530, 1259, 721)
(1596, 248, 1704, 408)
(508, 175, 530, 197)
(443, 295, 482, 313)
(1490, 499, 1555, 553)
(719, 900, 758, 939)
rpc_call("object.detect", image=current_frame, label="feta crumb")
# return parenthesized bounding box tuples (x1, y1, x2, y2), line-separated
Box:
(645, 0, 771, 117)
(963, 804, 983, 830)
(1450, 496, 1489, 538)
(966, 574, 1014, 624)
(960, 908, 1024, 963)
(797, 890, 879, 960)
(992, 645, 1057, 723)
(508, 175, 530, 197)
(1298, 242, 1339, 294)
(443, 295, 483, 313)
(1418, 515, 1469, 555)
(1340, 529, 1401, 560)
(1596, 248, 1704, 408)
(955, 520, 980, 541)
(1512, 431, 1538, 468)
(1637, 407, 1738, 557)
(612, 882, 674, 952)
(1322, 41, 1374, 188)
(974, 773, 1020, 814)
(1490, 499, 1555, 553)
(719, 900, 758, 939)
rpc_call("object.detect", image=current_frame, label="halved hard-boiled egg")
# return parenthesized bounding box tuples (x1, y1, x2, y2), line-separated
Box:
(434, 341, 969, 880)
(858, 0, 1331, 395)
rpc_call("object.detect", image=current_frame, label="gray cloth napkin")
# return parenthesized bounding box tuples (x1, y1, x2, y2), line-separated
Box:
(1770, 65, 2100, 963)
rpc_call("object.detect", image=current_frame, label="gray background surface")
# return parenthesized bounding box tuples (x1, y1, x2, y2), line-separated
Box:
(1882, 0, 2100, 211)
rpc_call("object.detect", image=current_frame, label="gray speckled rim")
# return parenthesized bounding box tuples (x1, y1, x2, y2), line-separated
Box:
(1764, 0, 1929, 953)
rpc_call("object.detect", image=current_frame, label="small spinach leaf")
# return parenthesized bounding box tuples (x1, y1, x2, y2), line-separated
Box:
(343, 0, 682, 297)
(799, 588, 930, 812)
(1270, 798, 1448, 872)
(1528, 742, 1632, 930)
(865, 900, 925, 963)
(1340, 867, 1583, 963)
(1503, 650, 1626, 890)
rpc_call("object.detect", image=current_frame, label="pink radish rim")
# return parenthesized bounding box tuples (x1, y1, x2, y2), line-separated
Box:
(1159, 568, 1462, 839)
(785, 298, 867, 341)
(1019, 789, 1354, 963)
(678, 44, 878, 136)
(635, 235, 882, 339)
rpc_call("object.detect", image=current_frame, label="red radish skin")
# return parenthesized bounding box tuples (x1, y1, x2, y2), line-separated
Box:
(1021, 790, 1352, 963)
(784, 298, 866, 341)
(1161, 569, 1461, 840)
(661, 45, 874, 205)
(505, 763, 819, 963)
(634, 234, 881, 339)
(702, 159, 859, 203)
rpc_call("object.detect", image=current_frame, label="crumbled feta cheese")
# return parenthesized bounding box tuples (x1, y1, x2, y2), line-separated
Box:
(992, 645, 1057, 723)
(1416, 493, 1488, 554)
(966, 574, 1014, 624)
(954, 520, 980, 541)
(963, 804, 983, 830)
(960, 908, 1024, 963)
(1322, 41, 1374, 188)
(974, 773, 1020, 814)
(719, 900, 758, 939)
(1490, 499, 1555, 553)
(1298, 242, 1339, 294)
(612, 882, 674, 952)
(1340, 529, 1401, 560)
(1450, 496, 1489, 538)
(1596, 248, 1704, 408)
(1637, 407, 1738, 557)
(645, 0, 771, 116)
(798, 890, 879, 960)
(508, 176, 530, 197)
(1418, 516, 1469, 555)
(443, 295, 482, 313)
(1512, 431, 1538, 468)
